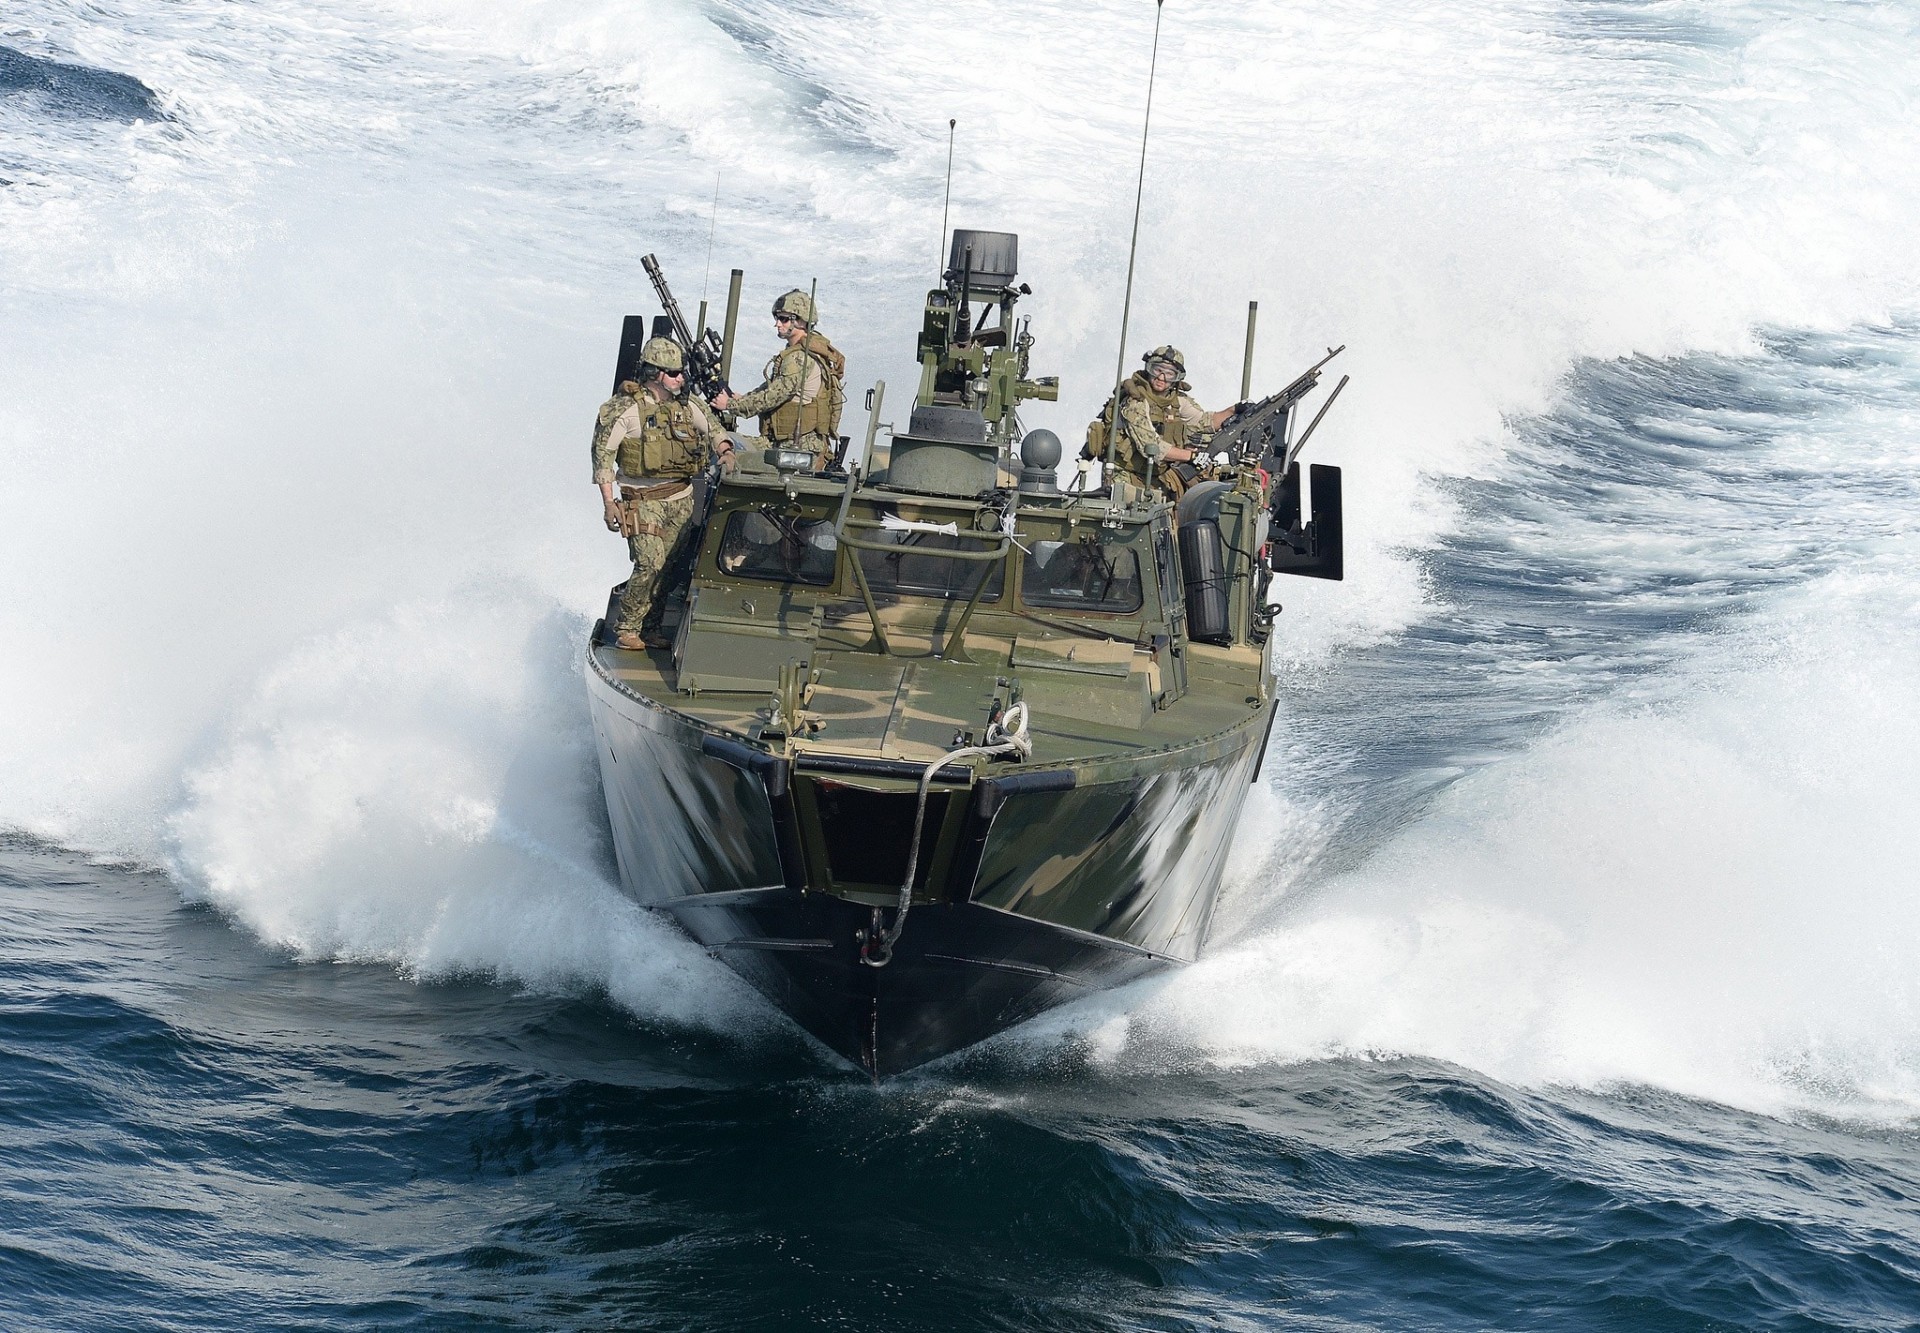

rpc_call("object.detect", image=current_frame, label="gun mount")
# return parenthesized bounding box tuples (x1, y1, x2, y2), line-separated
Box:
(914, 229, 1059, 446)
(628, 253, 738, 404)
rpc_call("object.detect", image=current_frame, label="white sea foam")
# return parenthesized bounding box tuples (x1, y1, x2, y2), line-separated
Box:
(1049, 561, 1920, 1120)
(163, 585, 768, 1033)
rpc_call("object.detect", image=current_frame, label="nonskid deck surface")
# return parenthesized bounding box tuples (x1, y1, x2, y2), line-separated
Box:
(589, 636, 1269, 769)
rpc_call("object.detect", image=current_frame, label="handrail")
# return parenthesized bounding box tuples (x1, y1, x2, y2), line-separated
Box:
(837, 528, 1011, 560)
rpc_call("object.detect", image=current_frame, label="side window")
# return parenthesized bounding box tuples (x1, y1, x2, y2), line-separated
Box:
(716, 510, 839, 585)
(1021, 538, 1144, 613)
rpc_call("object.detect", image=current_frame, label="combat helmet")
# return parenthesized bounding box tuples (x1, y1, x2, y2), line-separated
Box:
(1142, 344, 1189, 390)
(639, 336, 685, 373)
(772, 289, 816, 328)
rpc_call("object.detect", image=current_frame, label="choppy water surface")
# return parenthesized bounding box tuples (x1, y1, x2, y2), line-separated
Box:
(5, 0, 1920, 1327)
(9, 838, 1919, 1331)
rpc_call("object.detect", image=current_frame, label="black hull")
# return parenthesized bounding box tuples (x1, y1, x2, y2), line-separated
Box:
(585, 653, 1268, 1075)
(662, 890, 1169, 1077)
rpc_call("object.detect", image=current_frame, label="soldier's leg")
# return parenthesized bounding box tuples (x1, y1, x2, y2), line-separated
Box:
(615, 520, 670, 637)
(616, 492, 692, 638)
(800, 431, 835, 470)
(637, 492, 698, 637)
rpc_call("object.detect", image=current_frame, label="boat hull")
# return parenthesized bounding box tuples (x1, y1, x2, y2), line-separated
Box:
(584, 652, 1269, 1075)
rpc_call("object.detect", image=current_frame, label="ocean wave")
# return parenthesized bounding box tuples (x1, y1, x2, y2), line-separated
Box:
(0, 44, 164, 123)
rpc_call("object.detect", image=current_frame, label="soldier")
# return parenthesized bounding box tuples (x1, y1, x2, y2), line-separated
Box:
(1081, 345, 1238, 495)
(713, 289, 846, 468)
(593, 337, 735, 651)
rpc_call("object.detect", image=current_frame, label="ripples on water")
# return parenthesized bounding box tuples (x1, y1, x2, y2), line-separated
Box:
(1274, 319, 1920, 873)
(6, 836, 1919, 1330)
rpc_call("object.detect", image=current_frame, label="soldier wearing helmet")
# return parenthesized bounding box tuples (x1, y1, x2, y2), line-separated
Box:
(712, 289, 846, 469)
(592, 336, 735, 651)
(1081, 345, 1237, 495)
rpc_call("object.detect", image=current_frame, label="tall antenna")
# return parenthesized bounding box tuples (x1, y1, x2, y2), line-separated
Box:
(699, 171, 720, 305)
(938, 118, 957, 267)
(1104, 0, 1167, 482)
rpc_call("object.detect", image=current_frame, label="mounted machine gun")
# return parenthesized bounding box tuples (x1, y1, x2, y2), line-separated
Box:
(914, 229, 1059, 445)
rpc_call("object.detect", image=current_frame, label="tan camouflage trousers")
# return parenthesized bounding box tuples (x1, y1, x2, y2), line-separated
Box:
(615, 487, 697, 636)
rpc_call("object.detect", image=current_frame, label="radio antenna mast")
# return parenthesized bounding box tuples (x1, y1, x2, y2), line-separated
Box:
(938, 118, 957, 267)
(698, 170, 720, 336)
(1104, 0, 1167, 482)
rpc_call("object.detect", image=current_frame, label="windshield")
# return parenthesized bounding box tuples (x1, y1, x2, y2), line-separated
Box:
(856, 528, 1005, 602)
(716, 510, 839, 585)
(1021, 538, 1144, 613)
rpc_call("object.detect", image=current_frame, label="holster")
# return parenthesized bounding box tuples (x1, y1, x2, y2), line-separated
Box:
(618, 478, 693, 541)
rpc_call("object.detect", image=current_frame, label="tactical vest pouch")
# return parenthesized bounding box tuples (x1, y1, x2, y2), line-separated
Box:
(1156, 459, 1201, 500)
(799, 332, 846, 440)
(1084, 412, 1109, 459)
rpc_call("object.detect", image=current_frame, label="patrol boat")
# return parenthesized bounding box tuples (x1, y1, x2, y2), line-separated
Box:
(584, 230, 1345, 1076)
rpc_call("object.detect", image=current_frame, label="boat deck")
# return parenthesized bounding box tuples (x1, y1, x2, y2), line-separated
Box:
(589, 633, 1270, 771)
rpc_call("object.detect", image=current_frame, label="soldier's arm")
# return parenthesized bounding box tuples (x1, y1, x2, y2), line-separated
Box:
(1130, 397, 1196, 463)
(593, 401, 640, 517)
(688, 398, 737, 470)
(1179, 393, 1235, 432)
(724, 348, 806, 420)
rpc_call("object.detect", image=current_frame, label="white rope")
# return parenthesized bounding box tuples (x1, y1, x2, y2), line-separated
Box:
(860, 703, 1033, 968)
(879, 514, 960, 537)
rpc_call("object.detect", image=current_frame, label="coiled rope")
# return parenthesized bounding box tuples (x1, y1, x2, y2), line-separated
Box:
(860, 702, 1032, 968)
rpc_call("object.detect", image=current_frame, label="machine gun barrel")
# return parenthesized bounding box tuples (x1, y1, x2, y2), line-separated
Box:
(641, 253, 731, 401)
(1212, 343, 1347, 465)
(1274, 343, 1344, 410)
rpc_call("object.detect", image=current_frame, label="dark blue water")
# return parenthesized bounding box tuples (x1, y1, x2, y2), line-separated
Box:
(6, 834, 1919, 1331)
(0, 46, 163, 124)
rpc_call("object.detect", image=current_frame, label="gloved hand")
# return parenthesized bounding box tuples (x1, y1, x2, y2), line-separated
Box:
(603, 498, 624, 533)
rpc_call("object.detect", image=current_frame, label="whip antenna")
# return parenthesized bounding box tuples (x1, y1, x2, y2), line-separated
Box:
(1104, 0, 1167, 482)
(938, 118, 957, 267)
(698, 171, 720, 336)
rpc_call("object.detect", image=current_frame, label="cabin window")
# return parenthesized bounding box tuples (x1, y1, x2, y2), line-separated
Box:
(856, 528, 1005, 602)
(715, 510, 839, 585)
(1021, 538, 1144, 614)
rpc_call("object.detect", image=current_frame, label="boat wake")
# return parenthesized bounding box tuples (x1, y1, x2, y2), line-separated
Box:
(163, 583, 770, 1041)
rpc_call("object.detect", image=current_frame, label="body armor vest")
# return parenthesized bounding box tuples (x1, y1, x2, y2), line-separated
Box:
(765, 334, 846, 442)
(1126, 374, 1191, 450)
(1086, 372, 1190, 485)
(617, 398, 707, 479)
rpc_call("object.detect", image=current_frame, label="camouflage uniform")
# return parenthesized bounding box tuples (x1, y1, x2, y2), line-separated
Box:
(592, 387, 720, 640)
(727, 341, 834, 465)
(1087, 372, 1215, 492)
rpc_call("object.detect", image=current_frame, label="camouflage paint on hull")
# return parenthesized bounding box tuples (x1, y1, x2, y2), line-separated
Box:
(585, 652, 1271, 1076)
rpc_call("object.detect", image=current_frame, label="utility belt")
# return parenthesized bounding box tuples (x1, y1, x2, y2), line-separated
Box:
(617, 475, 694, 503)
(615, 476, 693, 539)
